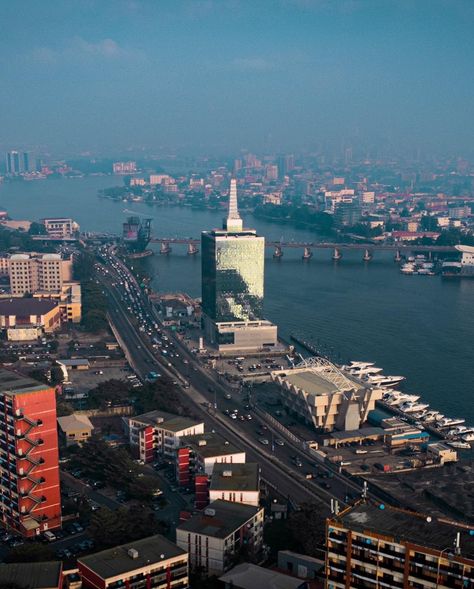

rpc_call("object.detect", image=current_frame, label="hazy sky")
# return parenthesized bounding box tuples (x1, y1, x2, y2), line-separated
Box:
(1, 0, 473, 155)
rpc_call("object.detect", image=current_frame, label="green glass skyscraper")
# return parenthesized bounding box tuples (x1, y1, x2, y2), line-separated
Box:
(201, 179, 277, 350)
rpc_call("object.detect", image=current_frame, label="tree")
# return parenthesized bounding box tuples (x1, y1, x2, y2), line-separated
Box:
(287, 503, 326, 557)
(28, 221, 47, 235)
(5, 543, 54, 563)
(50, 364, 64, 386)
(420, 215, 439, 232)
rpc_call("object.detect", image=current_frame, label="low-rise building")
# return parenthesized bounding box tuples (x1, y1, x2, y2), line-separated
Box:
(272, 358, 383, 432)
(219, 562, 307, 589)
(177, 432, 246, 486)
(0, 297, 61, 340)
(325, 500, 474, 589)
(42, 217, 79, 239)
(128, 410, 204, 462)
(209, 462, 260, 507)
(78, 534, 188, 589)
(57, 413, 94, 446)
(278, 550, 324, 582)
(176, 500, 264, 576)
(0, 561, 63, 589)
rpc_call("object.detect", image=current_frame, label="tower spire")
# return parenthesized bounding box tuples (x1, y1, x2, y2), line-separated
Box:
(224, 178, 243, 232)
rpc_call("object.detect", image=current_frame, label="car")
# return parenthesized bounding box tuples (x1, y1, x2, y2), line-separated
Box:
(224, 393, 232, 400)
(246, 414, 252, 420)
(274, 438, 285, 446)
(230, 413, 237, 419)
(259, 438, 269, 445)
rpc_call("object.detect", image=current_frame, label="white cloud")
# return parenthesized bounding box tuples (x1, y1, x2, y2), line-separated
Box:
(30, 37, 145, 65)
(232, 57, 273, 71)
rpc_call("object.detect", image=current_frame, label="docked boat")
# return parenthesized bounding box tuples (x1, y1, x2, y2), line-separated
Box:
(447, 441, 471, 450)
(446, 426, 474, 437)
(436, 417, 466, 429)
(420, 411, 443, 423)
(462, 433, 474, 443)
(346, 361, 375, 369)
(382, 392, 420, 406)
(401, 263, 416, 275)
(399, 401, 430, 413)
(367, 374, 405, 387)
(348, 366, 383, 377)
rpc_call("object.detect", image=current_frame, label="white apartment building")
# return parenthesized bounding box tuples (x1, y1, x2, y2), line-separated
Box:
(42, 217, 79, 238)
(209, 463, 260, 507)
(176, 500, 264, 576)
(8, 253, 73, 296)
(178, 432, 246, 476)
(127, 410, 204, 462)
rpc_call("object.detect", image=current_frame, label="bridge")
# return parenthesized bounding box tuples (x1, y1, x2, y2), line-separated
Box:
(148, 236, 456, 261)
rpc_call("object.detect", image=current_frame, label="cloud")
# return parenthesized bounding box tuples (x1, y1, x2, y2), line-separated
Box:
(29, 37, 145, 65)
(232, 57, 273, 71)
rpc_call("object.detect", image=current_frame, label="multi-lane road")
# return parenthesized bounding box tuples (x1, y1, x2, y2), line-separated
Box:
(97, 247, 364, 511)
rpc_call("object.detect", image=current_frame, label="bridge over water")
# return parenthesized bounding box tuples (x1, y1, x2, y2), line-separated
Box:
(148, 236, 456, 260)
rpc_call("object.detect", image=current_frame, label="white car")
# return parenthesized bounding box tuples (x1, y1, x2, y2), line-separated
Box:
(259, 438, 269, 445)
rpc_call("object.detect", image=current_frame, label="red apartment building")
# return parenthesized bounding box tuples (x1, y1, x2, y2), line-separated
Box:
(0, 369, 61, 537)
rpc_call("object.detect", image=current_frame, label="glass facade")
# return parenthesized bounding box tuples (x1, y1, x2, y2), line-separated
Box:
(201, 230, 264, 323)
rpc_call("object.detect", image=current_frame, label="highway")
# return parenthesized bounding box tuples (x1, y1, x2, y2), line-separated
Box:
(96, 247, 365, 511)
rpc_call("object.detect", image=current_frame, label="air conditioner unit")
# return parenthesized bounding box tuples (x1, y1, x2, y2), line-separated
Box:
(204, 508, 216, 517)
(128, 548, 139, 559)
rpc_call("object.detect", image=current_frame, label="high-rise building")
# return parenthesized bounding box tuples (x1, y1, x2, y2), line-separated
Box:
(201, 179, 277, 351)
(0, 369, 61, 537)
(5, 151, 35, 175)
(112, 161, 137, 174)
(325, 500, 474, 589)
(8, 253, 73, 296)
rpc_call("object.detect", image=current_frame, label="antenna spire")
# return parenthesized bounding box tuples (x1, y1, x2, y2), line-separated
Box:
(224, 178, 243, 232)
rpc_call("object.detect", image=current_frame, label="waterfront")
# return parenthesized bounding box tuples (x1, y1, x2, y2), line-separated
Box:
(1, 177, 473, 423)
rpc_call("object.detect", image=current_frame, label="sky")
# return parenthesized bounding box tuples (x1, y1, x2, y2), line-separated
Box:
(0, 0, 473, 156)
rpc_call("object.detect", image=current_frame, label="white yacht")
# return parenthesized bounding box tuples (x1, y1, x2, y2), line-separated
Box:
(436, 417, 466, 429)
(401, 263, 416, 275)
(349, 366, 384, 377)
(383, 392, 420, 406)
(344, 361, 375, 370)
(367, 374, 405, 387)
(446, 426, 474, 437)
(399, 401, 430, 413)
(447, 441, 470, 450)
(420, 411, 443, 423)
(462, 433, 474, 443)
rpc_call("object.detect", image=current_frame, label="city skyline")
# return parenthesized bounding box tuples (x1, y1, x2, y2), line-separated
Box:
(1, 1, 474, 155)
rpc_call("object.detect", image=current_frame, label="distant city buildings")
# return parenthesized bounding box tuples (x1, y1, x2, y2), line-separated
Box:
(201, 178, 277, 352)
(113, 160, 137, 174)
(5, 150, 36, 175)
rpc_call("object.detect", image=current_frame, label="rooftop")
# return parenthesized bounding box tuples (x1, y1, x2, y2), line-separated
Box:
(210, 463, 260, 492)
(57, 413, 93, 432)
(177, 500, 262, 539)
(181, 432, 242, 458)
(331, 501, 474, 559)
(0, 368, 50, 396)
(132, 410, 203, 433)
(219, 563, 305, 589)
(78, 534, 186, 580)
(0, 298, 59, 316)
(283, 370, 340, 397)
(0, 561, 62, 589)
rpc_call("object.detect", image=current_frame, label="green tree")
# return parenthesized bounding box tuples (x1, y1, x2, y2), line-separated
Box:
(5, 543, 54, 563)
(28, 221, 47, 235)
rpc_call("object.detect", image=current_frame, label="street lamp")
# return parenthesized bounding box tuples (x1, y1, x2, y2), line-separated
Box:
(435, 543, 456, 588)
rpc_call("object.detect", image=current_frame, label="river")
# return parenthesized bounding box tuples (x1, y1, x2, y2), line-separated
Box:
(1, 176, 473, 423)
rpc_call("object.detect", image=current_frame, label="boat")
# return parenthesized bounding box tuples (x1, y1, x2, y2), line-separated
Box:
(436, 417, 466, 429)
(348, 366, 383, 377)
(399, 401, 430, 413)
(447, 441, 471, 450)
(382, 392, 420, 406)
(462, 433, 474, 443)
(420, 411, 443, 423)
(412, 410, 429, 420)
(367, 374, 405, 387)
(346, 361, 375, 369)
(446, 426, 474, 437)
(401, 263, 416, 275)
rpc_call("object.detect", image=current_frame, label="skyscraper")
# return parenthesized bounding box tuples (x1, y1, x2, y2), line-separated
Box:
(201, 179, 277, 351)
(0, 369, 61, 537)
(5, 151, 35, 175)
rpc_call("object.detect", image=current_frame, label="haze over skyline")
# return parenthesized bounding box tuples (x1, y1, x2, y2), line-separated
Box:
(1, 0, 473, 156)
